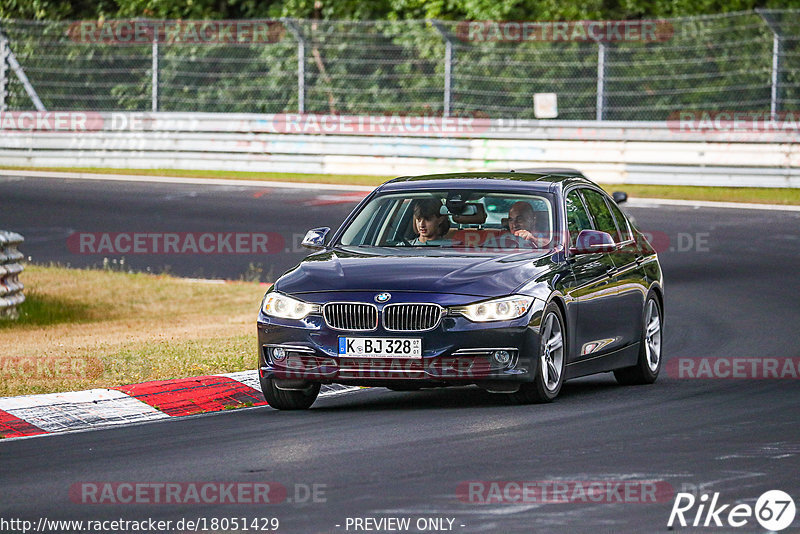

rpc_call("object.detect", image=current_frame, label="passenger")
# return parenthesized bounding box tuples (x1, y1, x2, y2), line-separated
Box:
(410, 198, 451, 245)
(508, 201, 549, 247)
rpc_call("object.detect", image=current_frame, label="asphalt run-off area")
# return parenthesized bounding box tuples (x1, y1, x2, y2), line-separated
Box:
(1, 173, 798, 533)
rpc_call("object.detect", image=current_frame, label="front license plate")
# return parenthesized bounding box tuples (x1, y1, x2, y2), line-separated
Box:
(339, 337, 422, 358)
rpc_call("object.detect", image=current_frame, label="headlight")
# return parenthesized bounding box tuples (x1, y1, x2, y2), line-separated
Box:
(262, 292, 320, 320)
(451, 295, 535, 322)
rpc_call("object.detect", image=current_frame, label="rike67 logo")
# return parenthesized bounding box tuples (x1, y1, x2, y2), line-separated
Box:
(668, 490, 796, 531)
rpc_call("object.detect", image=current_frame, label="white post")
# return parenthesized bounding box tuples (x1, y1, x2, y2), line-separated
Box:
(443, 38, 452, 118)
(284, 20, 306, 113)
(596, 42, 606, 121)
(151, 37, 159, 112)
(757, 9, 782, 120)
(770, 33, 780, 119)
(432, 21, 453, 118)
(297, 38, 305, 113)
(0, 34, 8, 112)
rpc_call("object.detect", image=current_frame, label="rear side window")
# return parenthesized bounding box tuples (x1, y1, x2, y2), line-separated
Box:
(607, 199, 632, 242)
(565, 190, 592, 248)
(581, 189, 619, 242)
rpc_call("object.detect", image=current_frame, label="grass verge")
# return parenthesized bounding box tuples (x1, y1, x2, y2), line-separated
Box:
(2, 166, 799, 205)
(0, 265, 267, 397)
(600, 183, 800, 205)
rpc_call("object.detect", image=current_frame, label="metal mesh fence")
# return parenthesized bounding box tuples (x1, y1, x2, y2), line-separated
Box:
(764, 9, 800, 110)
(0, 10, 797, 120)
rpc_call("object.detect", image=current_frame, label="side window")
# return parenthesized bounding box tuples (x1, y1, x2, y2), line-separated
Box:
(565, 190, 592, 248)
(582, 189, 619, 243)
(607, 199, 632, 242)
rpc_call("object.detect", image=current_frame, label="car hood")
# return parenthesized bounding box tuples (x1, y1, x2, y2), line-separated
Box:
(275, 247, 557, 298)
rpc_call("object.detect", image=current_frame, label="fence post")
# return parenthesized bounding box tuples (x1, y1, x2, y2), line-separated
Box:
(151, 37, 159, 112)
(0, 33, 8, 112)
(431, 21, 453, 118)
(756, 10, 782, 119)
(0, 25, 45, 111)
(770, 33, 780, 119)
(284, 20, 306, 113)
(596, 42, 606, 121)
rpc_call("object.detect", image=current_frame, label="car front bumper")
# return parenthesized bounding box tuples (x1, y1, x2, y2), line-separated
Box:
(257, 292, 546, 388)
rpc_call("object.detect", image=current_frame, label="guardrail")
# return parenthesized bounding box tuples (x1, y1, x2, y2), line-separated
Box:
(0, 231, 25, 319)
(0, 112, 797, 187)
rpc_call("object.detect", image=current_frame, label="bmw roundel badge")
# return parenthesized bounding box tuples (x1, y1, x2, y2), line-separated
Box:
(375, 292, 391, 303)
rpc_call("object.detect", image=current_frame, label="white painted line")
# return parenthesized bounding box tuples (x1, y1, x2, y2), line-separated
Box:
(0, 389, 168, 433)
(627, 197, 800, 212)
(220, 370, 262, 392)
(0, 169, 375, 192)
(220, 370, 363, 397)
(318, 385, 364, 397)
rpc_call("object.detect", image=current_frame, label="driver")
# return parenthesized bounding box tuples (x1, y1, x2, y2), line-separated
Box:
(410, 198, 451, 245)
(508, 201, 549, 247)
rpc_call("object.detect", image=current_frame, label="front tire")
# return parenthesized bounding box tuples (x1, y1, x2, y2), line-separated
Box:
(614, 293, 662, 385)
(510, 302, 566, 404)
(260, 376, 320, 410)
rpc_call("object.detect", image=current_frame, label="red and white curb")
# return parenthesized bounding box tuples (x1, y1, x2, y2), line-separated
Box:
(0, 371, 359, 440)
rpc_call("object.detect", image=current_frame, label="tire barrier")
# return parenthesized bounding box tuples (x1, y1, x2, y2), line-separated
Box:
(0, 231, 25, 320)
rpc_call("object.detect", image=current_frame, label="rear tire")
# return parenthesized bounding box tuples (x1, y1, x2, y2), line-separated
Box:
(510, 302, 566, 404)
(260, 376, 320, 410)
(614, 293, 662, 385)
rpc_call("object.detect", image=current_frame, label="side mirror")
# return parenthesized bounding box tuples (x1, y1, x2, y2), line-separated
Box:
(570, 229, 616, 255)
(612, 191, 628, 204)
(301, 227, 330, 250)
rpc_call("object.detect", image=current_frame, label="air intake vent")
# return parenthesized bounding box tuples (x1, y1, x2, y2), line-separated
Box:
(323, 302, 378, 331)
(382, 303, 443, 332)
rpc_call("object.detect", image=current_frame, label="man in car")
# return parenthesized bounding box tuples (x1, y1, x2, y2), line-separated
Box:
(508, 201, 550, 247)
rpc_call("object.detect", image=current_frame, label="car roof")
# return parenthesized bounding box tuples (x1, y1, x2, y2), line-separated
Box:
(378, 171, 595, 193)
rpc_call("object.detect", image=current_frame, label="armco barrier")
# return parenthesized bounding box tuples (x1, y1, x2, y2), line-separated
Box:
(0, 231, 25, 319)
(0, 112, 797, 187)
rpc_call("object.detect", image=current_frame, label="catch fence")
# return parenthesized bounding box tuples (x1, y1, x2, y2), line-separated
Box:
(1, 10, 798, 120)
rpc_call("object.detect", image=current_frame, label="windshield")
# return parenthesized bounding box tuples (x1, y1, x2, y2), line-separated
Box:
(338, 190, 555, 251)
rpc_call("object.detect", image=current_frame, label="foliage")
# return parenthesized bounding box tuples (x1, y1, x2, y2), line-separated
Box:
(1, 3, 798, 119)
(3, 0, 800, 21)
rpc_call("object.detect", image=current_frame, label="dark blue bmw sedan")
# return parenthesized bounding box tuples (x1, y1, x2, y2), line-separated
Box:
(257, 170, 663, 409)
